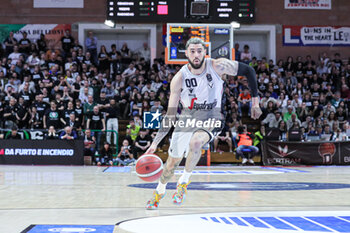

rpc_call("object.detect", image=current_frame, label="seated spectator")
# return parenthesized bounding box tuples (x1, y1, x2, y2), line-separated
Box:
(262, 110, 282, 128)
(83, 129, 96, 159)
(213, 123, 233, 152)
(45, 126, 58, 140)
(133, 115, 142, 128)
(96, 142, 113, 166)
(286, 113, 301, 130)
(261, 100, 276, 120)
(331, 91, 343, 108)
(237, 87, 251, 116)
(60, 126, 77, 140)
(330, 128, 347, 141)
(133, 128, 152, 159)
(335, 107, 347, 129)
(122, 62, 136, 80)
(5, 126, 21, 139)
(141, 81, 155, 94)
(278, 120, 288, 141)
(115, 139, 135, 166)
(101, 81, 115, 99)
(301, 115, 313, 129)
(320, 124, 333, 141)
(8, 45, 21, 65)
(156, 80, 170, 97)
(126, 120, 141, 144)
(296, 102, 309, 122)
(276, 91, 289, 109)
(236, 125, 259, 165)
(340, 84, 350, 100)
(150, 99, 163, 113)
(130, 92, 143, 116)
(253, 125, 265, 150)
(309, 125, 323, 140)
(283, 105, 297, 122)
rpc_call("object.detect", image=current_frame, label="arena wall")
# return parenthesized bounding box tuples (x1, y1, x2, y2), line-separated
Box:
(1, 0, 350, 61)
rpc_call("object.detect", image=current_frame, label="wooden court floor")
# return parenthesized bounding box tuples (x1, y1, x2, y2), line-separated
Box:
(0, 165, 350, 233)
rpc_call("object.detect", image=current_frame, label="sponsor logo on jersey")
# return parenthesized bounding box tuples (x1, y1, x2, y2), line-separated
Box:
(191, 100, 218, 110)
(206, 74, 214, 88)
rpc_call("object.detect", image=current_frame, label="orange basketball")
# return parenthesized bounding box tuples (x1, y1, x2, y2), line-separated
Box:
(135, 154, 163, 182)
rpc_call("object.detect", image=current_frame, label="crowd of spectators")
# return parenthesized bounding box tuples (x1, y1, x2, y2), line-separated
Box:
(0, 30, 349, 165)
(254, 52, 350, 142)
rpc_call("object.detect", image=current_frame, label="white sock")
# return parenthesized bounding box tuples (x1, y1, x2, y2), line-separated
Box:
(156, 181, 167, 194)
(178, 169, 192, 184)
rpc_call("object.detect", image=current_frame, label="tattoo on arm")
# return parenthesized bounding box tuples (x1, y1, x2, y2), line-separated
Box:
(215, 59, 238, 76)
(217, 60, 230, 72)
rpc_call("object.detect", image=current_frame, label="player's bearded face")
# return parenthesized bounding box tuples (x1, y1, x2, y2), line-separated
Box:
(186, 45, 206, 69)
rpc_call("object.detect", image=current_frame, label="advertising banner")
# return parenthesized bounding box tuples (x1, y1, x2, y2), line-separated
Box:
(284, 0, 331, 10)
(0, 139, 84, 165)
(262, 141, 350, 166)
(0, 24, 71, 48)
(283, 25, 350, 46)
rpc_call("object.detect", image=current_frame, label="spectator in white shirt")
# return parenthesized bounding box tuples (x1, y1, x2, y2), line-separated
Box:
(138, 42, 150, 62)
(141, 81, 155, 94)
(122, 62, 136, 79)
(8, 45, 21, 65)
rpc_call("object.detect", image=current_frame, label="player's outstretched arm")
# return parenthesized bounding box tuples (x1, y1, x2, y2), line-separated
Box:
(213, 58, 262, 120)
(145, 72, 182, 154)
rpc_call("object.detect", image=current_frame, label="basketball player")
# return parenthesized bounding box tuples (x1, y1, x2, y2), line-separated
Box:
(145, 38, 261, 209)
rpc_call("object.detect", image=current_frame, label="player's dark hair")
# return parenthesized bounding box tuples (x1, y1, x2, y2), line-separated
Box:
(185, 37, 206, 50)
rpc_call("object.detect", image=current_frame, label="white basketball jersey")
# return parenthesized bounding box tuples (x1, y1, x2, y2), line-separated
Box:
(179, 58, 224, 119)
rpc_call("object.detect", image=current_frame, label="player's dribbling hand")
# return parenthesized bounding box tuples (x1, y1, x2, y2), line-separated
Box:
(251, 106, 262, 120)
(145, 143, 157, 154)
(251, 97, 262, 120)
